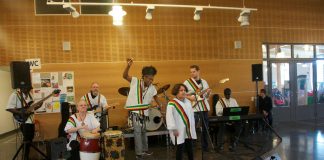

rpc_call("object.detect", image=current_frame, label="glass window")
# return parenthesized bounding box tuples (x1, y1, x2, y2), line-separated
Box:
(271, 63, 290, 107)
(316, 45, 324, 58)
(296, 63, 313, 106)
(317, 60, 324, 104)
(269, 45, 291, 58)
(293, 45, 314, 58)
(262, 44, 267, 59)
(263, 61, 268, 85)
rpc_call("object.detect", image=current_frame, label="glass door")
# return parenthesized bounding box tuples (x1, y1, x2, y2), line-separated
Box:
(316, 60, 324, 119)
(270, 62, 292, 121)
(294, 62, 315, 121)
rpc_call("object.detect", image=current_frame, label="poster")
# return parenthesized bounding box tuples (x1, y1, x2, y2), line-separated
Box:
(32, 71, 75, 113)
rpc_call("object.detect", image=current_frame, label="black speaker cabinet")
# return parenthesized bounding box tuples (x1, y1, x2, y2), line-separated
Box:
(10, 61, 31, 89)
(252, 64, 263, 81)
(46, 137, 68, 159)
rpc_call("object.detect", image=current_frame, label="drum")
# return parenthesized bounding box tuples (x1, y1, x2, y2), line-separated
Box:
(145, 108, 163, 131)
(79, 132, 100, 160)
(104, 130, 125, 160)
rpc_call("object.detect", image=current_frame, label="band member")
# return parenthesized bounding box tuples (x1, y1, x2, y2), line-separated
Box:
(183, 65, 211, 151)
(65, 100, 100, 160)
(123, 58, 162, 159)
(81, 82, 110, 130)
(259, 89, 273, 127)
(167, 84, 196, 160)
(215, 88, 240, 151)
(6, 87, 41, 160)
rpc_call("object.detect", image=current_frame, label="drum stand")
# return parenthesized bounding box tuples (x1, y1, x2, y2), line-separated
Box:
(99, 106, 107, 160)
(193, 96, 215, 160)
(12, 90, 48, 160)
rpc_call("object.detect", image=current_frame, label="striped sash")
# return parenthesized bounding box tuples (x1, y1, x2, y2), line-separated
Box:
(168, 100, 192, 139)
(186, 78, 208, 111)
(84, 93, 100, 111)
(186, 78, 199, 92)
(136, 79, 144, 115)
(219, 98, 227, 108)
(67, 115, 81, 140)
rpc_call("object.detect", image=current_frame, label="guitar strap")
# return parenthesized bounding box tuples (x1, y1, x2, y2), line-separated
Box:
(219, 98, 227, 108)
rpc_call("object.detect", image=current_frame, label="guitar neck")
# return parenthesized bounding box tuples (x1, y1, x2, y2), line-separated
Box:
(27, 93, 54, 112)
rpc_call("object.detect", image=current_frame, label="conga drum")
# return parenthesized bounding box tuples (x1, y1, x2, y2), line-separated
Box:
(104, 130, 125, 160)
(79, 132, 101, 160)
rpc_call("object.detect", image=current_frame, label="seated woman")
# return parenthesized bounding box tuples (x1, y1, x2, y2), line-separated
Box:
(166, 84, 197, 160)
(64, 100, 100, 160)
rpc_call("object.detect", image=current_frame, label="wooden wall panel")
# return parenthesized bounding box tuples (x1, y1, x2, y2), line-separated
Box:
(34, 59, 261, 127)
(0, 0, 324, 65)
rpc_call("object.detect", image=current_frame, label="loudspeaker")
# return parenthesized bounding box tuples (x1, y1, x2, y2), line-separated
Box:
(10, 61, 31, 89)
(252, 64, 263, 81)
(46, 137, 69, 159)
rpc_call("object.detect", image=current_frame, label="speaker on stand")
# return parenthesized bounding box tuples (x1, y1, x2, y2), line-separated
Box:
(10, 61, 32, 89)
(252, 64, 263, 113)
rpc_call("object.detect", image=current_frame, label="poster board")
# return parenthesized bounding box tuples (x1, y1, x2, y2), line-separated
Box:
(32, 71, 75, 113)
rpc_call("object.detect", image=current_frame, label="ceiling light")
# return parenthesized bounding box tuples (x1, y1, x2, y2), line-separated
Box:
(145, 5, 155, 20)
(237, 8, 250, 26)
(194, 7, 203, 21)
(63, 3, 80, 18)
(109, 5, 127, 26)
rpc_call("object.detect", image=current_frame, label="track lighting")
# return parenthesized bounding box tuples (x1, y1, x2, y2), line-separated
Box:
(63, 3, 80, 18)
(109, 5, 127, 26)
(194, 7, 203, 21)
(237, 8, 250, 27)
(145, 5, 155, 20)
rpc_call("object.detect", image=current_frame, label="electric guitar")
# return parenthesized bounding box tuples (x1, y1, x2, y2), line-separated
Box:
(87, 103, 119, 119)
(13, 89, 61, 123)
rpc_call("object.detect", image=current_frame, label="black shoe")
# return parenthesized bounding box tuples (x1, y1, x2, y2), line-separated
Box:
(136, 155, 143, 160)
(142, 151, 153, 156)
(217, 145, 224, 151)
(229, 143, 237, 152)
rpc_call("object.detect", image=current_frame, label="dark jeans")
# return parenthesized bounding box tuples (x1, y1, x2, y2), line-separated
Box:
(194, 111, 209, 150)
(176, 139, 194, 160)
(20, 123, 35, 160)
(68, 140, 80, 160)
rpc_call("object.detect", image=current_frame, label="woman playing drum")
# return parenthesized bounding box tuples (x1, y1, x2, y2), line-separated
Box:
(65, 100, 100, 160)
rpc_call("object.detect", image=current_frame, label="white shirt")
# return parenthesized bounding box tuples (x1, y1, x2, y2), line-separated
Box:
(126, 77, 157, 116)
(166, 98, 197, 145)
(64, 113, 100, 150)
(81, 93, 108, 120)
(7, 91, 34, 124)
(215, 97, 239, 116)
(183, 78, 211, 112)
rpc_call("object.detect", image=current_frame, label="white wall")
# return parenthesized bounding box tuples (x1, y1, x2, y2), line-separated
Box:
(0, 70, 15, 134)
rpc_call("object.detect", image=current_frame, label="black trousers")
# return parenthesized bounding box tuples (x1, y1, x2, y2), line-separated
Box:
(194, 111, 209, 150)
(176, 139, 194, 160)
(20, 123, 35, 160)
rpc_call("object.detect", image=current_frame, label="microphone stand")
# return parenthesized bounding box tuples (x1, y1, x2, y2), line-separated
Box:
(193, 94, 215, 160)
(99, 105, 107, 160)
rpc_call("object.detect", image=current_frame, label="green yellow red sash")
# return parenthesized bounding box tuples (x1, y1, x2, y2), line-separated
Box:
(168, 100, 192, 139)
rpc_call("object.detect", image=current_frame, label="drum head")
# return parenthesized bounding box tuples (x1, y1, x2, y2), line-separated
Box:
(146, 108, 163, 131)
(81, 131, 100, 139)
(104, 130, 123, 137)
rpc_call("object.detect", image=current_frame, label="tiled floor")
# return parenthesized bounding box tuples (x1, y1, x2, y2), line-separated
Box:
(1, 120, 324, 160)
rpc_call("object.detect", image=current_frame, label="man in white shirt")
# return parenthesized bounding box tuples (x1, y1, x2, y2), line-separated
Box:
(81, 82, 110, 130)
(215, 88, 241, 151)
(183, 65, 211, 151)
(6, 87, 42, 160)
(123, 58, 162, 159)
